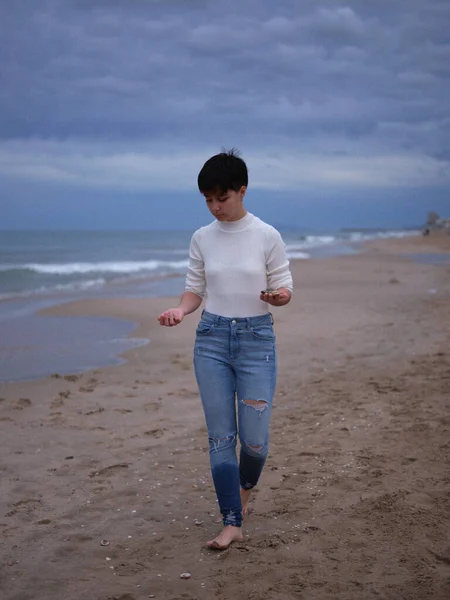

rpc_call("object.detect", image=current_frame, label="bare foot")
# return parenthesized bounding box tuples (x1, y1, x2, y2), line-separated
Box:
(241, 488, 252, 515)
(207, 525, 243, 550)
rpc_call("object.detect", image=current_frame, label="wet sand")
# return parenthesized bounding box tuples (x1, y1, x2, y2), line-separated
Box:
(1, 234, 450, 600)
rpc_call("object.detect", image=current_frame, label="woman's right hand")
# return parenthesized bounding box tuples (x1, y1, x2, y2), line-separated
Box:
(157, 308, 185, 327)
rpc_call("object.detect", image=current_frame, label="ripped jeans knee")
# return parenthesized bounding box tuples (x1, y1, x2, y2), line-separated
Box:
(240, 437, 269, 459)
(238, 397, 270, 458)
(208, 434, 237, 455)
(242, 398, 268, 412)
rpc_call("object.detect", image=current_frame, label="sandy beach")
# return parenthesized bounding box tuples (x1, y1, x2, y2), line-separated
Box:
(1, 234, 449, 600)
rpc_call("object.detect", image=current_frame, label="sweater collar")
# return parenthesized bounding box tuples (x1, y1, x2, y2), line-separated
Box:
(217, 211, 254, 233)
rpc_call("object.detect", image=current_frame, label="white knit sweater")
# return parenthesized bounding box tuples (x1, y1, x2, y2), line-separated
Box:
(185, 212, 293, 318)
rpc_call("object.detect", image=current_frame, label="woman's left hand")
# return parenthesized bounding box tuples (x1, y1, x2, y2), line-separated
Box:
(260, 288, 291, 306)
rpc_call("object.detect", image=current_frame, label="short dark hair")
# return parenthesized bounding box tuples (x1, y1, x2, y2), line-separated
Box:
(197, 148, 248, 194)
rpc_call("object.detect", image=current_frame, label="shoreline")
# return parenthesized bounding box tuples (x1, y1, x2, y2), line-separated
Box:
(37, 231, 450, 378)
(0, 229, 423, 307)
(1, 232, 449, 385)
(1, 234, 450, 599)
(363, 228, 450, 254)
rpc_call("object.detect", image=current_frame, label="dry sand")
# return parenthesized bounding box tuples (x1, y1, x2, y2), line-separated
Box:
(1, 235, 449, 600)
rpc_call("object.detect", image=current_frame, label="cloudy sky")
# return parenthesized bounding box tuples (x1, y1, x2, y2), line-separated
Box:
(1, 0, 449, 230)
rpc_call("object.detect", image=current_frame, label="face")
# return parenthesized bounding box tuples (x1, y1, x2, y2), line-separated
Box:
(203, 186, 247, 222)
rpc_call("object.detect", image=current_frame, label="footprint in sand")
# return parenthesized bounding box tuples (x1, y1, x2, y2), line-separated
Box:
(177, 388, 198, 398)
(51, 390, 71, 408)
(84, 407, 105, 415)
(143, 400, 162, 409)
(66, 533, 94, 543)
(6, 498, 42, 517)
(171, 354, 191, 371)
(89, 463, 129, 478)
(63, 374, 82, 382)
(78, 377, 98, 394)
(429, 549, 450, 567)
(48, 413, 66, 424)
(144, 428, 165, 438)
(12, 398, 32, 410)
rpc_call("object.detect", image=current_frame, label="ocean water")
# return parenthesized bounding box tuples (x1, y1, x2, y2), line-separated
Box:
(0, 228, 418, 302)
(406, 253, 450, 266)
(0, 227, 418, 383)
(0, 313, 148, 383)
(0, 230, 192, 301)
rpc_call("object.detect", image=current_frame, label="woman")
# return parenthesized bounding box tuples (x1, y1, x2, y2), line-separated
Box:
(158, 149, 293, 550)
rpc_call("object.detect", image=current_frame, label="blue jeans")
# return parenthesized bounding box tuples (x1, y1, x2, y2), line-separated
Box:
(193, 310, 277, 528)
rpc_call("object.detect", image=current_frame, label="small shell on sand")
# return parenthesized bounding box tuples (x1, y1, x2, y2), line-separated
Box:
(180, 572, 191, 579)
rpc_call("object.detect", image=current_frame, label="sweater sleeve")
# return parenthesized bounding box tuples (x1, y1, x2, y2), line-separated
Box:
(185, 231, 206, 297)
(265, 228, 294, 292)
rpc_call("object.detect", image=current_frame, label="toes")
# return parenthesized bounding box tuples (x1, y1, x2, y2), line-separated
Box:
(206, 539, 228, 551)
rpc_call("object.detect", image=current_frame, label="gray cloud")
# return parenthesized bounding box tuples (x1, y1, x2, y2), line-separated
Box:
(0, 0, 449, 191)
